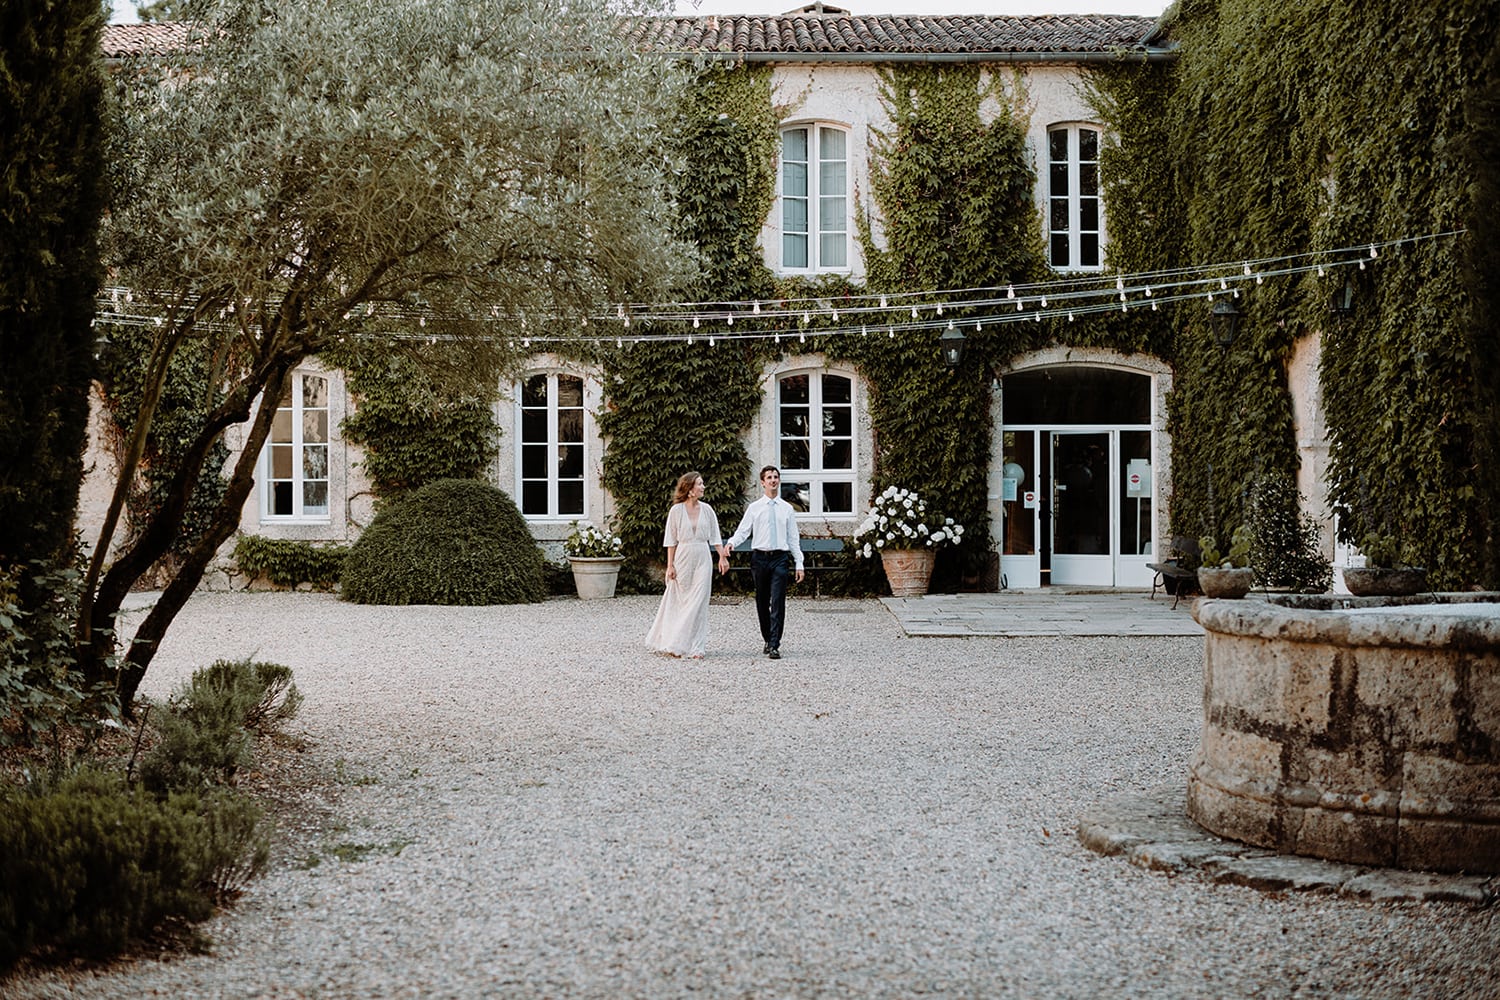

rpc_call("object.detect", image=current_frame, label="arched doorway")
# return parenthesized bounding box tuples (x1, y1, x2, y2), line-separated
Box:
(998, 364, 1161, 589)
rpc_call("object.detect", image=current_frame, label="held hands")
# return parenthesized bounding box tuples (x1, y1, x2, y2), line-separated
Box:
(796, 568, 805, 584)
(665, 565, 676, 582)
(718, 552, 730, 575)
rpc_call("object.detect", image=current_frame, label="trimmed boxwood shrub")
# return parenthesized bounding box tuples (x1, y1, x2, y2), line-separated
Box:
(339, 478, 545, 605)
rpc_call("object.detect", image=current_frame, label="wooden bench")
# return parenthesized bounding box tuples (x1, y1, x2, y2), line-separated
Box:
(1147, 535, 1200, 609)
(730, 536, 845, 596)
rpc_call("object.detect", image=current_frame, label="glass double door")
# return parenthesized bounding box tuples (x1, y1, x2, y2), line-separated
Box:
(1000, 428, 1155, 588)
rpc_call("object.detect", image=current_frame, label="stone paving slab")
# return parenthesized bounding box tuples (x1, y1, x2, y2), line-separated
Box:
(1080, 786, 1499, 906)
(884, 589, 1206, 637)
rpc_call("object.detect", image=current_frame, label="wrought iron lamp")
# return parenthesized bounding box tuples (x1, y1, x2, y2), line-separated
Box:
(1209, 298, 1241, 348)
(939, 327, 967, 367)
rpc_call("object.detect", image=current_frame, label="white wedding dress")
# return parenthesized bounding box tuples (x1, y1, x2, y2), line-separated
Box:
(645, 501, 722, 657)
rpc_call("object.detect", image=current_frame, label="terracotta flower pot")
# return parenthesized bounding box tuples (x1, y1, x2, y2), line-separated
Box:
(1197, 565, 1255, 599)
(880, 547, 936, 597)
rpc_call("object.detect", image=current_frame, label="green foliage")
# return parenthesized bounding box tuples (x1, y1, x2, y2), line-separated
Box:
(600, 342, 760, 564)
(0, 768, 268, 969)
(839, 65, 1048, 581)
(95, 322, 231, 562)
(0, 560, 120, 751)
(599, 66, 778, 568)
(1091, 1, 1498, 589)
(0, 0, 107, 574)
(232, 534, 348, 590)
(339, 478, 544, 604)
(1465, 29, 1500, 585)
(323, 339, 502, 501)
(564, 521, 622, 559)
(1246, 472, 1332, 591)
(139, 658, 302, 794)
(1199, 525, 1251, 569)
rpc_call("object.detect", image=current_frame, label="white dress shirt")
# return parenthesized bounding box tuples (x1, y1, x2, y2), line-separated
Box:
(727, 495, 804, 570)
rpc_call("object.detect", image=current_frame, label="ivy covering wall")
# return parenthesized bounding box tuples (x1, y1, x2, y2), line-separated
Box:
(1090, 0, 1500, 588)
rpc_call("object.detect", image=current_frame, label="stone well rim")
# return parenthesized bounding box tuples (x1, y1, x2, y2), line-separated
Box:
(1192, 592, 1500, 650)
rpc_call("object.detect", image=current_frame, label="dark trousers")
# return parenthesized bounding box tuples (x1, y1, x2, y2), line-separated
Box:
(750, 549, 791, 649)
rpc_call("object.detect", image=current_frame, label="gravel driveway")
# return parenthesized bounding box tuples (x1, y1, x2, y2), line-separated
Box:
(9, 591, 1498, 998)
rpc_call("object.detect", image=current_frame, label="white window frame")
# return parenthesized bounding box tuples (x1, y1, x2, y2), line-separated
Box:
(1047, 123, 1104, 272)
(258, 371, 331, 523)
(515, 370, 588, 521)
(775, 369, 857, 517)
(779, 123, 850, 274)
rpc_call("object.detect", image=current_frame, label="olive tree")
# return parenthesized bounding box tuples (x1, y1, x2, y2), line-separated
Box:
(87, 0, 694, 707)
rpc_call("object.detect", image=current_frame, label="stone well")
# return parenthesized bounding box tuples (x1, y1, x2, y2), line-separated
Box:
(1188, 594, 1500, 874)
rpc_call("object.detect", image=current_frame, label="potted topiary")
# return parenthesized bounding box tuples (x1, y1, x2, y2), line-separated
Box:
(1344, 532, 1427, 597)
(565, 520, 625, 599)
(1197, 525, 1255, 599)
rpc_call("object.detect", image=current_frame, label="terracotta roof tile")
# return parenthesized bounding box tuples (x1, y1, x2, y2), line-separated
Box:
(626, 14, 1161, 56)
(104, 13, 1163, 61)
(101, 22, 190, 58)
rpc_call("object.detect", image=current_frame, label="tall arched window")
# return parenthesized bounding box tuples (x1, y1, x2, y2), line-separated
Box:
(260, 371, 330, 521)
(781, 124, 848, 273)
(777, 370, 855, 515)
(1047, 124, 1103, 271)
(517, 372, 585, 518)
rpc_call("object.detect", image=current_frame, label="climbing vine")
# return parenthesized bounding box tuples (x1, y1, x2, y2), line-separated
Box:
(598, 65, 780, 569)
(835, 64, 1048, 582)
(96, 324, 229, 574)
(321, 338, 504, 503)
(1090, 0, 1500, 588)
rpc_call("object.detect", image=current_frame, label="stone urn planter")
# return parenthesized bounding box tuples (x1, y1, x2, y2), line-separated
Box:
(1197, 565, 1255, 599)
(1343, 566, 1428, 597)
(880, 547, 936, 597)
(568, 556, 624, 599)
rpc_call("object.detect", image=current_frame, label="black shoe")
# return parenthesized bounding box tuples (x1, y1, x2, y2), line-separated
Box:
(763, 643, 772, 654)
(767, 648, 781, 659)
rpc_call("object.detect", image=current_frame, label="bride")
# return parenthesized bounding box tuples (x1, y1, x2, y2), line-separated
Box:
(645, 471, 729, 658)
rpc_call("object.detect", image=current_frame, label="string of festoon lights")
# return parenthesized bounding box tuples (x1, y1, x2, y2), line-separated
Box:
(94, 230, 1464, 346)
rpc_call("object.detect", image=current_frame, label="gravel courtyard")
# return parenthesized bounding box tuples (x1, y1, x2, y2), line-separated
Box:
(10, 591, 1498, 999)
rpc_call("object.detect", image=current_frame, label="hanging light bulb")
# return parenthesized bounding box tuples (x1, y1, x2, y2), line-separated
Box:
(799, 332, 805, 343)
(1067, 312, 1075, 322)
(1016, 301, 1024, 312)
(861, 325, 868, 337)
(687, 335, 693, 345)
(692, 316, 700, 328)
(1243, 263, 1252, 276)
(709, 336, 715, 347)
(1151, 300, 1158, 311)
(1369, 244, 1379, 259)
(1041, 296, 1048, 307)
(1220, 278, 1228, 290)
(1317, 265, 1326, 278)
(727, 315, 734, 325)
(832, 309, 840, 321)
(523, 337, 529, 347)
(753, 300, 762, 314)
(936, 304, 944, 316)
(975, 321, 983, 331)
(880, 295, 888, 308)
(888, 327, 895, 338)
(1006, 285, 1015, 299)
(910, 305, 918, 319)
(804, 311, 812, 324)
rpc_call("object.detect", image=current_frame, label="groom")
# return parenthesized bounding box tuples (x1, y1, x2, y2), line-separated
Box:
(726, 465, 804, 659)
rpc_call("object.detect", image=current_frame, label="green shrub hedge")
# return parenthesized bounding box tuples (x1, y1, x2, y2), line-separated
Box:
(1, 658, 292, 971)
(232, 535, 348, 590)
(339, 478, 545, 605)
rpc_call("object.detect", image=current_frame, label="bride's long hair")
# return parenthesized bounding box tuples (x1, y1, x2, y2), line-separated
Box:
(673, 471, 703, 504)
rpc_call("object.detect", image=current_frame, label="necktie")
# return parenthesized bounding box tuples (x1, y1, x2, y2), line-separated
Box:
(768, 498, 779, 550)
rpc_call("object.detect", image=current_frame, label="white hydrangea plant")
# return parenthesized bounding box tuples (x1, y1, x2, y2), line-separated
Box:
(853, 486, 964, 558)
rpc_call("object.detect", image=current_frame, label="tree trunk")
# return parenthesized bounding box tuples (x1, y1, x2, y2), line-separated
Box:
(114, 365, 288, 708)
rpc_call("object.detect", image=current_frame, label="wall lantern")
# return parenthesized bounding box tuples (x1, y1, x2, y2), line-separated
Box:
(1329, 278, 1355, 319)
(940, 327, 967, 367)
(1209, 298, 1241, 348)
